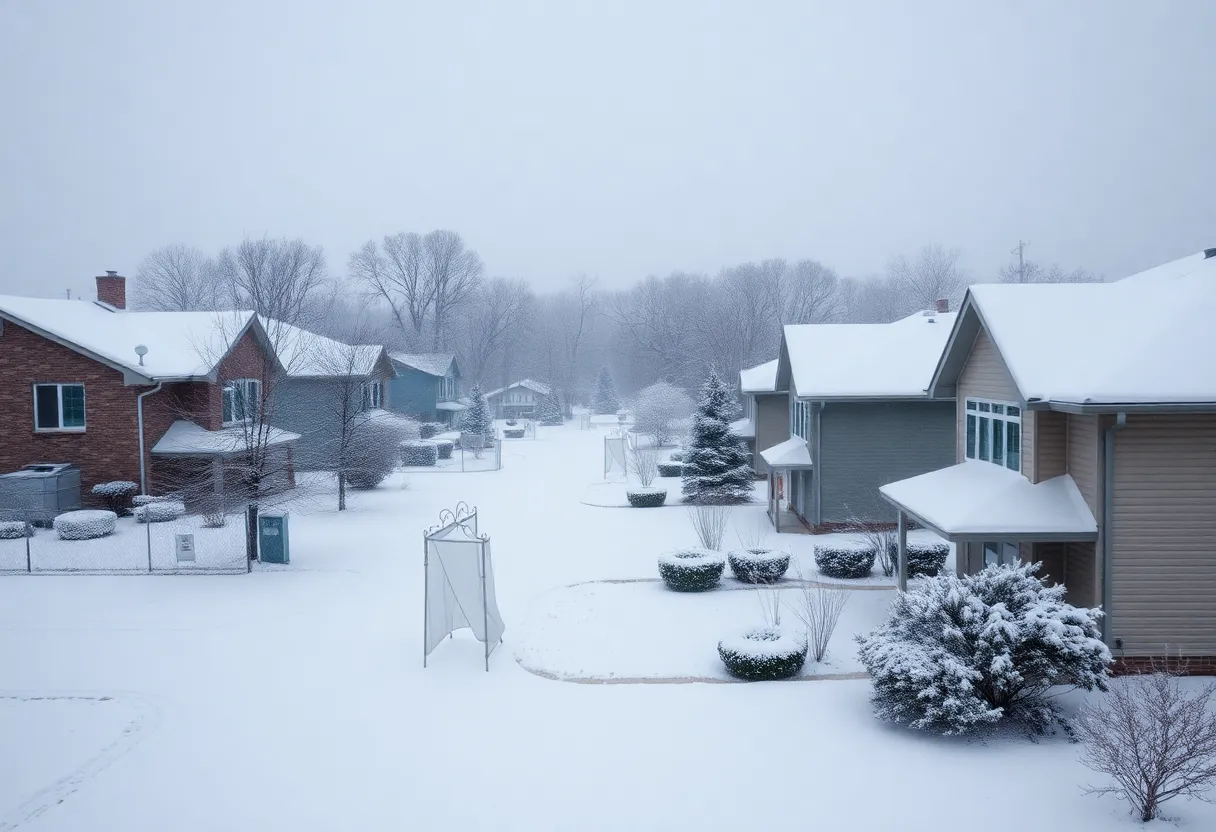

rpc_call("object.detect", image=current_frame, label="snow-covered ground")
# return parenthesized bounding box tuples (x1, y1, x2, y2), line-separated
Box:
(0, 422, 1212, 830)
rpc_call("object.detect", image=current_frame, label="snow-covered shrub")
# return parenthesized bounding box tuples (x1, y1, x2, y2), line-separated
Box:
(91, 480, 138, 514)
(134, 501, 186, 523)
(658, 548, 725, 592)
(667, 451, 684, 462)
(0, 520, 33, 539)
(902, 542, 949, 577)
(505, 418, 518, 426)
(626, 488, 667, 508)
(856, 562, 1111, 735)
(346, 412, 412, 489)
(815, 546, 876, 579)
(789, 576, 851, 662)
(539, 393, 564, 425)
(657, 462, 683, 478)
(727, 549, 790, 584)
(401, 441, 439, 467)
(718, 627, 808, 681)
(419, 422, 447, 440)
(460, 384, 494, 438)
(632, 381, 696, 446)
(681, 370, 753, 504)
(435, 440, 454, 460)
(202, 511, 227, 528)
(629, 446, 660, 488)
(53, 510, 117, 540)
(592, 367, 620, 415)
(132, 494, 171, 506)
(503, 428, 525, 439)
(687, 504, 730, 550)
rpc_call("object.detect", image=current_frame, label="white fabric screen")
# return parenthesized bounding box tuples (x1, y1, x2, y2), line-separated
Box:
(604, 435, 628, 478)
(424, 518, 505, 668)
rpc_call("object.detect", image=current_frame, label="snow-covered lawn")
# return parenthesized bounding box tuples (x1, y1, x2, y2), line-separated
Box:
(0, 421, 1212, 830)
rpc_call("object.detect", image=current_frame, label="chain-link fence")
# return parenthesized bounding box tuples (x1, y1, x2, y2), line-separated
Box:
(398, 433, 503, 473)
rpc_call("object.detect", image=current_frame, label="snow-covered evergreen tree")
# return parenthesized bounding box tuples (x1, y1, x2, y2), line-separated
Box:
(681, 370, 754, 504)
(539, 391, 564, 425)
(592, 367, 620, 415)
(460, 383, 494, 438)
(856, 562, 1111, 735)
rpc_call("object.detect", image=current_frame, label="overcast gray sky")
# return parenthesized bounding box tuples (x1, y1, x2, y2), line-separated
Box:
(2, 0, 1213, 299)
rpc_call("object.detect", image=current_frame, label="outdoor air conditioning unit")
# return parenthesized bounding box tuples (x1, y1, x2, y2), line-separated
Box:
(0, 463, 82, 525)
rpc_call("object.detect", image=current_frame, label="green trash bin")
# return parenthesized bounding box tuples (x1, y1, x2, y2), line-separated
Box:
(258, 510, 290, 564)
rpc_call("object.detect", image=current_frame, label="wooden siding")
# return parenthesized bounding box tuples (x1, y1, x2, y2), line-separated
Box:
(1066, 414, 1100, 515)
(1021, 409, 1035, 481)
(954, 329, 1021, 461)
(753, 393, 789, 475)
(1064, 541, 1098, 608)
(1034, 410, 1068, 483)
(1110, 414, 1216, 656)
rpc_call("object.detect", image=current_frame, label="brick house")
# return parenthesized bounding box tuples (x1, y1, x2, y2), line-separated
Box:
(0, 272, 297, 510)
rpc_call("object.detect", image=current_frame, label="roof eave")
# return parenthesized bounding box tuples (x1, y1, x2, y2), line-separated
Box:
(1046, 400, 1216, 415)
(879, 494, 1099, 544)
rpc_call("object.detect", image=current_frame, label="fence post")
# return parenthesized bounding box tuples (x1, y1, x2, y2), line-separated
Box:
(146, 507, 153, 573)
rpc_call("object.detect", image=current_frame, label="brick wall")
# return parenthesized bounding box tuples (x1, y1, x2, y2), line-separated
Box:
(1112, 655, 1216, 676)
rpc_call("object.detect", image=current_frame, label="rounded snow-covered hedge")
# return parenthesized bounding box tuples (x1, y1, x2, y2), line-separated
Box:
(0, 520, 33, 540)
(435, 440, 454, 460)
(658, 548, 725, 591)
(657, 462, 683, 478)
(626, 488, 667, 508)
(132, 494, 173, 507)
(54, 510, 117, 541)
(505, 418, 519, 426)
(815, 546, 876, 579)
(134, 500, 186, 523)
(503, 428, 526, 439)
(728, 549, 791, 584)
(401, 441, 440, 467)
(419, 422, 447, 440)
(667, 451, 685, 462)
(718, 627, 808, 681)
(894, 542, 950, 577)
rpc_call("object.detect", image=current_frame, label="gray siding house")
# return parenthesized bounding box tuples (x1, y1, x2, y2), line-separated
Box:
(761, 306, 956, 532)
(734, 360, 787, 475)
(388, 353, 462, 424)
(271, 323, 398, 470)
(486, 379, 551, 419)
(881, 250, 1216, 669)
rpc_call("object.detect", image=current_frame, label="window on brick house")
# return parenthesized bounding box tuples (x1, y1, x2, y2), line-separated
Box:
(33, 383, 86, 431)
(222, 379, 261, 425)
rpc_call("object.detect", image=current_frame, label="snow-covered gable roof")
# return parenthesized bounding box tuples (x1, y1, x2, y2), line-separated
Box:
(270, 321, 387, 379)
(784, 310, 957, 400)
(389, 352, 456, 377)
(880, 461, 1097, 540)
(486, 379, 552, 398)
(935, 251, 1216, 407)
(740, 359, 780, 394)
(0, 295, 258, 382)
(759, 436, 813, 468)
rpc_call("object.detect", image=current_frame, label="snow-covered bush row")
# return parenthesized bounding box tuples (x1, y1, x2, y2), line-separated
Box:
(719, 626, 808, 681)
(503, 428, 526, 439)
(346, 412, 414, 489)
(727, 549, 790, 584)
(657, 548, 725, 592)
(419, 422, 448, 440)
(856, 563, 1111, 735)
(401, 441, 439, 467)
(657, 462, 683, 478)
(626, 488, 667, 508)
(434, 440, 454, 460)
(134, 501, 186, 523)
(815, 546, 876, 579)
(0, 520, 33, 539)
(54, 510, 117, 540)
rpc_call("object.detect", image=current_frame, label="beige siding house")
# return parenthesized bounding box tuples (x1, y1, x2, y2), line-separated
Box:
(881, 250, 1216, 670)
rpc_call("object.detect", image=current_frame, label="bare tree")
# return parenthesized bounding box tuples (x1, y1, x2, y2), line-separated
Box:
(540, 275, 598, 416)
(459, 278, 533, 386)
(687, 504, 731, 550)
(348, 233, 430, 347)
(215, 237, 328, 327)
(999, 258, 1103, 284)
(886, 244, 967, 311)
(774, 258, 842, 326)
(1074, 668, 1216, 822)
(423, 230, 484, 350)
(131, 243, 218, 311)
(628, 445, 659, 488)
(631, 381, 695, 447)
(788, 568, 850, 662)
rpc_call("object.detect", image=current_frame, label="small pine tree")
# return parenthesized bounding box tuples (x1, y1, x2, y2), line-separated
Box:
(461, 383, 494, 438)
(540, 391, 564, 425)
(681, 370, 754, 504)
(592, 367, 620, 415)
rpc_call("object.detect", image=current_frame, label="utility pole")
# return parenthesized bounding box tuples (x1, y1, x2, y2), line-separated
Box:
(1011, 240, 1029, 283)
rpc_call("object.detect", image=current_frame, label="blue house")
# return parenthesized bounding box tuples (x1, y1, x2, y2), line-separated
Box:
(387, 353, 464, 424)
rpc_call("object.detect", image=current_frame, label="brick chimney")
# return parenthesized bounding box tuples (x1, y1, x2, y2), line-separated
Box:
(95, 271, 126, 309)
(934, 298, 950, 314)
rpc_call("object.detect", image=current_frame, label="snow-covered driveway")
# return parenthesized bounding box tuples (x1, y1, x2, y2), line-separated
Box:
(0, 424, 1209, 830)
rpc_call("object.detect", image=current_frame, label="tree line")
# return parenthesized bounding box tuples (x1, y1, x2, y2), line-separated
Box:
(132, 234, 1102, 408)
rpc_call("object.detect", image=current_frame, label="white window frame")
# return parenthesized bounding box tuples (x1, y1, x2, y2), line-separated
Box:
(964, 397, 1021, 472)
(440, 374, 455, 400)
(222, 378, 261, 426)
(33, 383, 87, 432)
(982, 541, 1022, 569)
(792, 399, 810, 441)
(362, 380, 383, 411)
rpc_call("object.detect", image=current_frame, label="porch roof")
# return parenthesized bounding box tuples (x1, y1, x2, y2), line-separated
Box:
(151, 420, 301, 458)
(880, 460, 1098, 542)
(436, 401, 466, 411)
(729, 416, 755, 439)
(759, 436, 812, 469)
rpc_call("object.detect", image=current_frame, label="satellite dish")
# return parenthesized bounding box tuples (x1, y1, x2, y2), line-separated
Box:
(135, 344, 148, 366)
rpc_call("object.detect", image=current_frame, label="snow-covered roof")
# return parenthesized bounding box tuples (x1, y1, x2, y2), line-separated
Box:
(729, 417, 755, 439)
(151, 420, 300, 457)
(962, 253, 1216, 405)
(759, 436, 812, 468)
(486, 379, 552, 398)
(740, 360, 780, 394)
(784, 310, 957, 399)
(0, 296, 257, 382)
(270, 321, 386, 378)
(880, 461, 1097, 539)
(389, 352, 455, 377)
